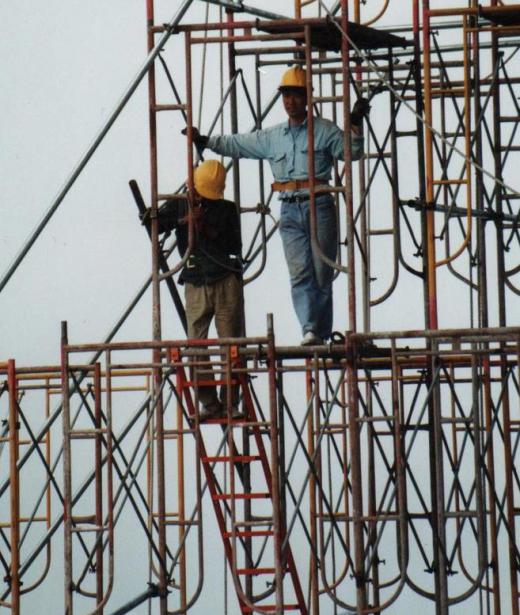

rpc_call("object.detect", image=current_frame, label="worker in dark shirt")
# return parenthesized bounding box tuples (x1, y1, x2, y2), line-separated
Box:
(152, 160, 244, 420)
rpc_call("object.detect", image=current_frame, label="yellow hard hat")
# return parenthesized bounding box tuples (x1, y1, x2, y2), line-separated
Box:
(279, 65, 307, 91)
(194, 159, 226, 200)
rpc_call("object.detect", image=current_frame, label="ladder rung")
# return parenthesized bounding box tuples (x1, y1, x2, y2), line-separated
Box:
(163, 428, 196, 436)
(501, 146, 520, 152)
(235, 517, 273, 527)
(431, 88, 466, 97)
(366, 152, 391, 159)
(202, 455, 261, 463)
(154, 104, 187, 112)
(19, 516, 46, 523)
(369, 228, 394, 236)
(500, 116, 520, 122)
(223, 529, 273, 538)
(315, 185, 343, 194)
(187, 380, 239, 389)
(432, 179, 469, 185)
(71, 514, 97, 524)
(70, 428, 107, 439)
(357, 415, 394, 423)
(242, 605, 300, 612)
(440, 416, 473, 424)
(236, 567, 276, 576)
(317, 512, 400, 522)
(212, 492, 270, 501)
(445, 511, 478, 519)
(71, 525, 107, 533)
(311, 95, 343, 104)
(158, 192, 185, 200)
(443, 131, 474, 138)
(186, 379, 233, 387)
(197, 416, 248, 424)
(396, 130, 417, 137)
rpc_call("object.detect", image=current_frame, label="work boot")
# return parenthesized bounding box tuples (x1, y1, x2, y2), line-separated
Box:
(231, 405, 245, 420)
(198, 401, 224, 422)
(300, 331, 324, 346)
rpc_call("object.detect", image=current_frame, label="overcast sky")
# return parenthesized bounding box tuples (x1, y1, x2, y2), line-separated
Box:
(2, 2, 519, 614)
(1, 0, 429, 369)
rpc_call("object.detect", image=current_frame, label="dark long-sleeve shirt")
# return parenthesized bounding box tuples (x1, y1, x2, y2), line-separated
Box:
(157, 196, 242, 286)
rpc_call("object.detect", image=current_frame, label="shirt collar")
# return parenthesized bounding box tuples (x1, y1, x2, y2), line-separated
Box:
(283, 117, 308, 134)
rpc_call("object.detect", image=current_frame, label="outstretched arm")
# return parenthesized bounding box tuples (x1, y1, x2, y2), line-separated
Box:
(207, 131, 270, 160)
(183, 126, 271, 160)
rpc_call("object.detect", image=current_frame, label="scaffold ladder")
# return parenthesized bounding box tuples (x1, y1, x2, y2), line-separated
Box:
(61, 358, 115, 613)
(169, 345, 308, 614)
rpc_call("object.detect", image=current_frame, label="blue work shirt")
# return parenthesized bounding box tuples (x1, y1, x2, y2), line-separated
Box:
(207, 116, 364, 198)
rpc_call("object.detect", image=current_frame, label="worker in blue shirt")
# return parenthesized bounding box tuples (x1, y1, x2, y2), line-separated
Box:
(187, 65, 369, 346)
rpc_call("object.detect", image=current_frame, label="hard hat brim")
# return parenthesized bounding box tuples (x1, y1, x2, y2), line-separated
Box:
(196, 186, 223, 200)
(279, 86, 307, 94)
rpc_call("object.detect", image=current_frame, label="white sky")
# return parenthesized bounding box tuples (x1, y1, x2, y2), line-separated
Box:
(0, 0, 428, 368)
(1, 2, 519, 614)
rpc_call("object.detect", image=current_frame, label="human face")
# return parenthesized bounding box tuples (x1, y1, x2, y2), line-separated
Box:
(282, 89, 307, 125)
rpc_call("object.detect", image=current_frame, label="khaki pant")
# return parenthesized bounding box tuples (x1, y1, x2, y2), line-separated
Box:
(185, 274, 244, 407)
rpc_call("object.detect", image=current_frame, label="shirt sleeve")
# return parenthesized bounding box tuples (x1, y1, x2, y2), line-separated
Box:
(226, 203, 242, 255)
(207, 131, 270, 160)
(325, 122, 364, 162)
(157, 196, 186, 230)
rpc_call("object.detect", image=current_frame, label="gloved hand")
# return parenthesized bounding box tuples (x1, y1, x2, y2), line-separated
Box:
(181, 126, 208, 151)
(350, 97, 371, 126)
(139, 208, 151, 225)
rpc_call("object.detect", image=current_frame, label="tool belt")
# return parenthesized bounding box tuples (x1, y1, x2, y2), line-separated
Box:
(271, 179, 328, 192)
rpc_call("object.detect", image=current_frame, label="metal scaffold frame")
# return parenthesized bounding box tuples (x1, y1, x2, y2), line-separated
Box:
(1, 1, 520, 614)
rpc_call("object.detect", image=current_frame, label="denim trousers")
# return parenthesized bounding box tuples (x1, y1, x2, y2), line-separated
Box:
(279, 194, 337, 339)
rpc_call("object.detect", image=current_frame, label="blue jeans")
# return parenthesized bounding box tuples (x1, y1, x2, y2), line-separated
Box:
(279, 195, 337, 339)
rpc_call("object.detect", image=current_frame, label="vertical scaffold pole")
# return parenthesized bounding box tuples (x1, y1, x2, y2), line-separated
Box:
(340, 0, 357, 332)
(412, 0, 428, 328)
(267, 314, 284, 614)
(421, 0, 438, 329)
(345, 333, 367, 613)
(94, 363, 104, 608)
(61, 322, 73, 615)
(490, 4, 507, 328)
(226, 9, 241, 207)
(7, 360, 20, 615)
(429, 340, 448, 615)
(306, 360, 318, 615)
(146, 1, 167, 609)
(301, 27, 320, 612)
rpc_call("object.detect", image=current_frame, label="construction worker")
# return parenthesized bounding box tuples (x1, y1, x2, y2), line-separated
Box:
(145, 160, 244, 420)
(186, 65, 369, 346)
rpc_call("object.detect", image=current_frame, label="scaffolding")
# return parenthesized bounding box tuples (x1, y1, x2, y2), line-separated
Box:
(1, 1, 520, 614)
